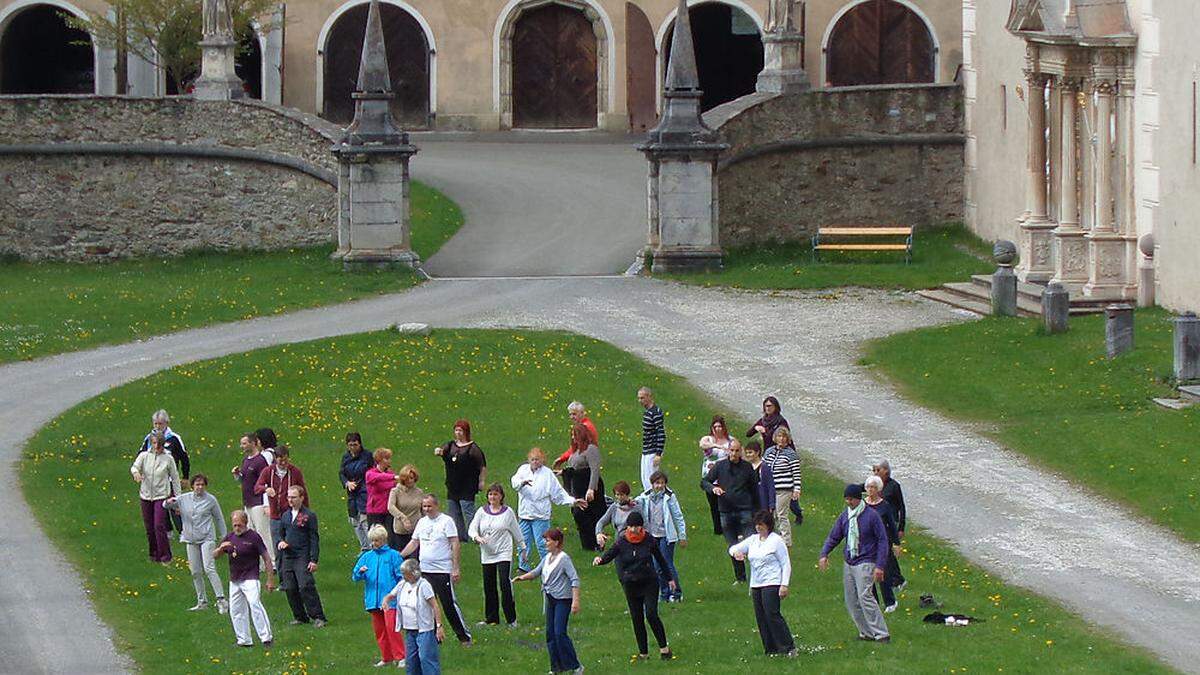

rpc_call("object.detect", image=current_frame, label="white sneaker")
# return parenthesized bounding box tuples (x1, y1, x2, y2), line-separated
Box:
(187, 602, 208, 611)
(884, 603, 898, 613)
(395, 660, 405, 668)
(216, 598, 229, 615)
(894, 580, 907, 594)
(507, 621, 519, 629)
(374, 660, 389, 667)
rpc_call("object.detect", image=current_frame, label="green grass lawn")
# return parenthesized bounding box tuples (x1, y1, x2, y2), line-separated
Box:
(0, 181, 462, 365)
(23, 329, 1167, 673)
(863, 309, 1200, 543)
(662, 224, 992, 291)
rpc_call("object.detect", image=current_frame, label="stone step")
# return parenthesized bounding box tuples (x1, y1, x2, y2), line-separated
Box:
(1180, 385, 1200, 403)
(915, 289, 992, 316)
(967, 275, 1107, 315)
(943, 282, 1043, 316)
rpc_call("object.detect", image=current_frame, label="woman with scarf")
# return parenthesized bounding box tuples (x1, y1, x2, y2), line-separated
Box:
(698, 415, 734, 535)
(748, 398, 804, 527)
(595, 480, 641, 549)
(592, 511, 674, 661)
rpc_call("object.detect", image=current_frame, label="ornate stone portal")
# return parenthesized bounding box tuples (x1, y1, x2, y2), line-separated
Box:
(332, 0, 420, 269)
(193, 0, 244, 101)
(638, 0, 728, 273)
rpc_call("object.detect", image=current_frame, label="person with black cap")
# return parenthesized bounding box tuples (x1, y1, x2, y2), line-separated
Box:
(818, 483, 891, 643)
(592, 511, 674, 661)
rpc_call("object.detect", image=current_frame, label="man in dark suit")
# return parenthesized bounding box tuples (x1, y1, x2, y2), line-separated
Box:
(278, 485, 327, 627)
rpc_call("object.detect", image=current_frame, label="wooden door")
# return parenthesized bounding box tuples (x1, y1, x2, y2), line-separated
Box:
(625, 2, 657, 131)
(513, 4, 598, 129)
(826, 0, 934, 87)
(323, 3, 431, 128)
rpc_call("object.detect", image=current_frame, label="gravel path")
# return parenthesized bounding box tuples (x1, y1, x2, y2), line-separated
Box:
(2, 277, 1198, 673)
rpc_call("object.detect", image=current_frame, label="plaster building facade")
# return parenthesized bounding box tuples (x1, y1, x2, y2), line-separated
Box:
(963, 0, 1200, 312)
(0, 0, 961, 131)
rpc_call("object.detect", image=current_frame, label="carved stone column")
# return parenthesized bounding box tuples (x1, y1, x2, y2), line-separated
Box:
(1083, 79, 1126, 300)
(1051, 79, 1087, 293)
(193, 0, 244, 101)
(1018, 70, 1055, 283)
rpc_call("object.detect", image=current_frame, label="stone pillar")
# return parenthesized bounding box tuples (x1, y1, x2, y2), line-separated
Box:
(193, 0, 244, 101)
(1042, 282, 1070, 334)
(334, 0, 420, 270)
(1052, 79, 1087, 294)
(638, 0, 728, 273)
(992, 240, 1018, 317)
(1083, 80, 1127, 300)
(1104, 303, 1134, 358)
(1136, 233, 1154, 308)
(1175, 312, 1200, 383)
(331, 160, 352, 260)
(756, 31, 808, 95)
(1018, 70, 1054, 283)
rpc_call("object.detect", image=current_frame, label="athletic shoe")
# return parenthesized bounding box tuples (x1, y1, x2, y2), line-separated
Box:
(216, 598, 229, 615)
(236, 642, 252, 648)
(857, 635, 872, 641)
(884, 603, 898, 613)
(894, 580, 907, 594)
(785, 649, 798, 658)
(288, 620, 307, 625)
(374, 661, 390, 667)
(395, 660, 405, 668)
(312, 619, 326, 629)
(572, 668, 585, 674)
(661, 649, 674, 660)
(875, 636, 891, 644)
(476, 621, 491, 627)
(262, 640, 273, 649)
(187, 602, 208, 611)
(507, 621, 519, 629)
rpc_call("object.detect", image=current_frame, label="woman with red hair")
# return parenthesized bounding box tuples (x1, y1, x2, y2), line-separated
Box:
(366, 448, 398, 544)
(565, 422, 606, 551)
(435, 419, 487, 541)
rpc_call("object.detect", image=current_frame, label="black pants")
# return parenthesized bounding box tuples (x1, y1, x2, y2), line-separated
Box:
(424, 571, 471, 643)
(571, 497, 606, 551)
(706, 492, 723, 535)
(873, 550, 901, 607)
(720, 510, 753, 581)
(280, 556, 326, 622)
(886, 549, 905, 587)
(366, 512, 394, 545)
(751, 586, 794, 654)
(623, 577, 668, 655)
(482, 561, 516, 625)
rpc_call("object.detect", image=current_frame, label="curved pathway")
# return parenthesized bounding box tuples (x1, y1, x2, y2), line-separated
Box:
(2, 139, 1198, 673)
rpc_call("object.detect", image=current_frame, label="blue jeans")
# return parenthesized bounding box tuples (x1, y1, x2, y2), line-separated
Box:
(518, 518, 550, 571)
(404, 629, 440, 675)
(545, 595, 580, 672)
(445, 498, 477, 541)
(653, 537, 682, 600)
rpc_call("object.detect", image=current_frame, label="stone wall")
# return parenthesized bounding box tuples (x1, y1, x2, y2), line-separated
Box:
(707, 84, 965, 247)
(0, 96, 339, 261)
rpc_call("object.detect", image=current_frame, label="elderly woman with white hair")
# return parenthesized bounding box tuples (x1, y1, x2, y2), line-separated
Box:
(383, 558, 445, 675)
(864, 475, 903, 613)
(353, 524, 406, 667)
(553, 401, 597, 469)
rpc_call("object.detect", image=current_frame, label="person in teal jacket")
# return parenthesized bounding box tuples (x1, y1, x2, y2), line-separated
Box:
(635, 471, 688, 602)
(353, 525, 406, 667)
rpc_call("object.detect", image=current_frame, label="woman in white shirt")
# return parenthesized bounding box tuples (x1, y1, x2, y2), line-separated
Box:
(510, 448, 581, 571)
(729, 509, 796, 657)
(699, 415, 734, 535)
(131, 431, 182, 564)
(384, 558, 445, 674)
(467, 483, 525, 627)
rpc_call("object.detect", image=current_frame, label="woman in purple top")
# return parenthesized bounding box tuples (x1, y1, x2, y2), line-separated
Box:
(742, 442, 776, 512)
(215, 510, 276, 647)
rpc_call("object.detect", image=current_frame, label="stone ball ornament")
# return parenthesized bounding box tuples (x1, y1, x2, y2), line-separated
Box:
(1138, 232, 1155, 257)
(993, 240, 1018, 266)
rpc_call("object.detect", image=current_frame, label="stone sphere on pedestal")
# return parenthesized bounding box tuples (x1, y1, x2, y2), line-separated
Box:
(993, 240, 1018, 266)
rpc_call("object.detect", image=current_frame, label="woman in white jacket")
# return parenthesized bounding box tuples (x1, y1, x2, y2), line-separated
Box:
(510, 448, 581, 572)
(467, 483, 525, 627)
(165, 473, 228, 613)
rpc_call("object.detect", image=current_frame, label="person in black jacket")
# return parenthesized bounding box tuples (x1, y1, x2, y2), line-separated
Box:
(865, 475, 903, 612)
(873, 459, 907, 592)
(701, 442, 759, 583)
(278, 485, 327, 627)
(339, 432, 372, 551)
(593, 511, 674, 661)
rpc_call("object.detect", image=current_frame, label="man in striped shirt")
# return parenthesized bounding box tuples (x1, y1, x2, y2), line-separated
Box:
(637, 387, 665, 492)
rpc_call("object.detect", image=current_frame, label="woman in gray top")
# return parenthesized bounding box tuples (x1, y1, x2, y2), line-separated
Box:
(515, 527, 582, 674)
(565, 423, 605, 551)
(165, 473, 228, 613)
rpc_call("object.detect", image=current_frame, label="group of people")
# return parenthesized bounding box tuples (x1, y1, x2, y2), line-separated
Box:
(127, 388, 911, 673)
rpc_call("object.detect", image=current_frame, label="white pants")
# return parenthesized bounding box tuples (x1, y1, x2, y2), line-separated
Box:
(186, 541, 224, 603)
(247, 504, 274, 565)
(640, 454, 659, 492)
(229, 579, 273, 645)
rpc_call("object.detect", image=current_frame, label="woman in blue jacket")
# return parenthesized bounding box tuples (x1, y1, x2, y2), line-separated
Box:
(635, 471, 688, 603)
(353, 525, 406, 667)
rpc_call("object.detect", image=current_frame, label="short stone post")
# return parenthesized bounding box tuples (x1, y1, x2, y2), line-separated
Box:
(1175, 312, 1200, 382)
(193, 0, 244, 101)
(333, 0, 420, 270)
(1137, 233, 1155, 308)
(1105, 304, 1135, 358)
(756, 1, 809, 95)
(1042, 282, 1069, 334)
(637, 0, 729, 273)
(991, 240, 1018, 317)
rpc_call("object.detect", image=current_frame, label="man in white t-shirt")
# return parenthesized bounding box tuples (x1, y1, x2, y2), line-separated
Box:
(400, 494, 471, 644)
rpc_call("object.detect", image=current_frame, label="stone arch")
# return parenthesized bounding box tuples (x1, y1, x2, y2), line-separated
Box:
(655, 0, 764, 112)
(494, 0, 614, 129)
(316, 0, 437, 127)
(821, 0, 938, 86)
(0, 0, 97, 94)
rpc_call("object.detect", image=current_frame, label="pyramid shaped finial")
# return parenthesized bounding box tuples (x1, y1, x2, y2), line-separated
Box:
(357, 0, 392, 94)
(664, 0, 700, 94)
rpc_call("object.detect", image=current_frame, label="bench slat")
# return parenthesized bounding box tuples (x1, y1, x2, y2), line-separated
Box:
(815, 244, 911, 251)
(817, 227, 913, 236)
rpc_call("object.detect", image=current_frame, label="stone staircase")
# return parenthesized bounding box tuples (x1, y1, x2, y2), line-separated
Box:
(917, 275, 1108, 317)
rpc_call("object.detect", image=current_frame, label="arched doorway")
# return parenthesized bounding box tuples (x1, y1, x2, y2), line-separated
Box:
(322, 1, 432, 128)
(661, 2, 763, 112)
(824, 0, 935, 86)
(511, 2, 597, 129)
(0, 3, 93, 93)
(236, 26, 263, 100)
(625, 2, 656, 132)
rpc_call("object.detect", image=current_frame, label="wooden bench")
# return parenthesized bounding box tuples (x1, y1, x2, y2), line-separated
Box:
(811, 225, 914, 264)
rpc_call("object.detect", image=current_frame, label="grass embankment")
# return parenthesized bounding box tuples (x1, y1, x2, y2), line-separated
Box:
(863, 309, 1199, 543)
(0, 181, 462, 364)
(23, 330, 1167, 673)
(663, 224, 992, 291)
